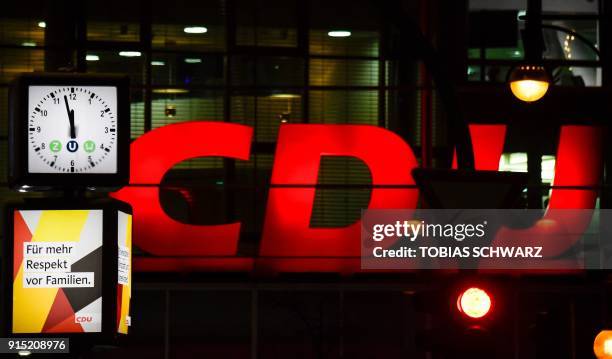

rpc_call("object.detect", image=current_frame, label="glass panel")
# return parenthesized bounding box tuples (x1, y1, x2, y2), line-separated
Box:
(485, 45, 524, 60)
(86, 50, 144, 85)
(152, 24, 225, 51)
(484, 65, 511, 82)
(542, 22, 599, 61)
(0, 18, 45, 46)
(231, 92, 303, 142)
(309, 90, 378, 124)
(0, 87, 7, 137)
(343, 291, 412, 357)
(235, 0, 298, 47)
(129, 88, 145, 138)
(498, 153, 556, 184)
(169, 291, 251, 358)
(386, 89, 421, 147)
(542, 0, 598, 15)
(552, 66, 601, 87)
(467, 65, 482, 81)
(317, 156, 371, 185)
(151, 90, 224, 129)
(259, 291, 340, 357)
(152, 0, 225, 51)
(232, 153, 272, 238)
(87, 22, 139, 42)
(107, 290, 165, 359)
(468, 48, 481, 59)
(309, 58, 379, 87)
(151, 53, 224, 87)
(0, 48, 44, 83)
(86, 1, 141, 42)
(231, 56, 304, 87)
(466, 65, 510, 83)
(469, 0, 527, 11)
(469, 10, 523, 60)
(309, 30, 379, 57)
(309, 0, 381, 56)
(0, 140, 7, 182)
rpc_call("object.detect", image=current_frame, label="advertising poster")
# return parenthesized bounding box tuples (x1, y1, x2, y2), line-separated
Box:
(12, 209, 103, 334)
(116, 211, 132, 334)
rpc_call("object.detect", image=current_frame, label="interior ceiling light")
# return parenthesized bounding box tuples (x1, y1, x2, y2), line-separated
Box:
(184, 58, 202, 64)
(21, 42, 36, 47)
(184, 26, 208, 34)
(508, 64, 550, 102)
(152, 88, 189, 94)
(118, 51, 141, 57)
(151, 60, 166, 66)
(327, 30, 351, 38)
(86, 54, 100, 61)
(269, 93, 301, 99)
(37, 21, 46, 28)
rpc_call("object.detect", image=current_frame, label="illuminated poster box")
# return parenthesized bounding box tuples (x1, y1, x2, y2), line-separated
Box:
(2, 199, 132, 341)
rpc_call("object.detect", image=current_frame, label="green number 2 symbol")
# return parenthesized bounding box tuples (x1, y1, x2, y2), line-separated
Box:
(49, 140, 62, 153)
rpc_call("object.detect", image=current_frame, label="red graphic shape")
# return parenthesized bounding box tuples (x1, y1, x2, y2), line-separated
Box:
(13, 211, 33, 280)
(46, 313, 84, 333)
(116, 284, 123, 329)
(42, 289, 75, 333)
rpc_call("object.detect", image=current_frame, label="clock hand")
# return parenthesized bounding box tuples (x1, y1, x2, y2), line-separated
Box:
(63, 95, 76, 139)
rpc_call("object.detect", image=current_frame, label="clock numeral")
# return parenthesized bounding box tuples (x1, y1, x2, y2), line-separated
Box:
(100, 110, 105, 118)
(69, 93, 77, 100)
(36, 126, 41, 133)
(41, 109, 47, 116)
(105, 127, 109, 133)
(41, 143, 45, 150)
(53, 98, 60, 105)
(70, 160, 75, 167)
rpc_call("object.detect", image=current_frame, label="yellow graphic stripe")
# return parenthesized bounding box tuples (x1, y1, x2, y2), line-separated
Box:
(13, 210, 90, 333)
(118, 215, 132, 334)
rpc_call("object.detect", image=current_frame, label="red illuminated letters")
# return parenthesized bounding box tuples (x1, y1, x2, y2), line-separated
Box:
(111, 122, 252, 256)
(492, 125, 603, 257)
(111, 121, 603, 273)
(260, 124, 419, 257)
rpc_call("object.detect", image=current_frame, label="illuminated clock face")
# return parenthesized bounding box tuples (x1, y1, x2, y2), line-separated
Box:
(27, 86, 118, 174)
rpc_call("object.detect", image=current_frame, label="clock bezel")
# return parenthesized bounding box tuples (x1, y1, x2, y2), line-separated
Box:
(9, 73, 130, 190)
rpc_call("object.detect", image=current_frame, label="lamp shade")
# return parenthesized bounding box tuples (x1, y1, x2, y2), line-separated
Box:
(594, 330, 612, 359)
(508, 64, 551, 102)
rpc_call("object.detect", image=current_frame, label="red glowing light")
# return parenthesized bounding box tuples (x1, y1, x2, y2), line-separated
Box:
(457, 287, 492, 319)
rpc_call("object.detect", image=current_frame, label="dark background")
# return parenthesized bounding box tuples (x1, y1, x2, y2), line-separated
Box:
(0, 0, 611, 358)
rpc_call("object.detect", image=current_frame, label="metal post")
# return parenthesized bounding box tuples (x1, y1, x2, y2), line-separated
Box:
(251, 289, 258, 359)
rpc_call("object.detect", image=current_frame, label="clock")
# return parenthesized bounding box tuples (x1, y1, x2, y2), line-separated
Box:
(9, 73, 130, 190)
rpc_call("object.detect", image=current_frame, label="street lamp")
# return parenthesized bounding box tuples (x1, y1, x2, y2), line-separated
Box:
(508, 64, 550, 102)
